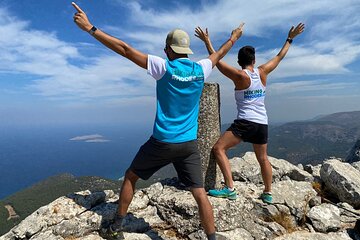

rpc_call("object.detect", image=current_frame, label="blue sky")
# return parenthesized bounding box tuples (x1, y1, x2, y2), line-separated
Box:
(0, 0, 359, 127)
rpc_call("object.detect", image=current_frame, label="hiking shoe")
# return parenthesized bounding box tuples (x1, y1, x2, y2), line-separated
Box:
(99, 226, 124, 240)
(208, 186, 237, 200)
(260, 192, 273, 204)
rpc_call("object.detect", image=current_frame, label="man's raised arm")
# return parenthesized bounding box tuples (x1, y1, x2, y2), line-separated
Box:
(72, 2, 147, 69)
(206, 23, 244, 68)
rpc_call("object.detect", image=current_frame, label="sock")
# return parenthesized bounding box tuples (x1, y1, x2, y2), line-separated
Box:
(207, 233, 216, 240)
(111, 214, 125, 231)
(228, 187, 234, 192)
(263, 192, 272, 195)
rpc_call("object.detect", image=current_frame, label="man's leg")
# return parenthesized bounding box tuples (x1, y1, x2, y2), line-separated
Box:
(101, 170, 139, 240)
(191, 187, 216, 239)
(212, 131, 242, 189)
(118, 169, 139, 216)
(252, 143, 272, 193)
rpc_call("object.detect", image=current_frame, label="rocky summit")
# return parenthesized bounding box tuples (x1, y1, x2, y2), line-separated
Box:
(1, 152, 360, 240)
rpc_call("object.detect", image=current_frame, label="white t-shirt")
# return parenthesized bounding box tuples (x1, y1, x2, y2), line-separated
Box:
(147, 55, 212, 80)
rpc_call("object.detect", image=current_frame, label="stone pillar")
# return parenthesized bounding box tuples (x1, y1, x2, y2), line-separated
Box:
(197, 82, 222, 190)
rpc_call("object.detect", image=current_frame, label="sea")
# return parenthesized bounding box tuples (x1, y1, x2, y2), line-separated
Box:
(0, 124, 152, 200)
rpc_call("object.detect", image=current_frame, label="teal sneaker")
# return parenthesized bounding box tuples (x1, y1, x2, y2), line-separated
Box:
(260, 192, 273, 204)
(208, 186, 237, 200)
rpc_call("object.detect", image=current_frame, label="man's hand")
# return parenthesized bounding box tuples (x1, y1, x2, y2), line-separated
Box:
(288, 23, 305, 39)
(72, 2, 93, 32)
(230, 22, 245, 42)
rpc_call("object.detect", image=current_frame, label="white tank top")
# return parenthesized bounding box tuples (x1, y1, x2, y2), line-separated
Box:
(234, 68, 268, 124)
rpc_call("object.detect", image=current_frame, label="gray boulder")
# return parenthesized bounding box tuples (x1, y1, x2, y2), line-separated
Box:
(320, 159, 360, 208)
(214, 228, 254, 240)
(304, 164, 322, 181)
(271, 180, 317, 220)
(269, 156, 314, 182)
(230, 152, 314, 184)
(307, 203, 341, 232)
(274, 231, 352, 240)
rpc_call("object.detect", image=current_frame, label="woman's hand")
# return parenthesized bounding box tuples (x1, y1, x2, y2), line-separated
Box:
(288, 23, 305, 39)
(195, 27, 211, 44)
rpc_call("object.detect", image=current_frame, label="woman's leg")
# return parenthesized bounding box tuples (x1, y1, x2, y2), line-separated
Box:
(252, 143, 272, 193)
(212, 131, 242, 188)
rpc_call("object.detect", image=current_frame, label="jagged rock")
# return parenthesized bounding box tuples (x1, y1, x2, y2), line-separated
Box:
(2, 193, 95, 239)
(258, 204, 281, 219)
(230, 156, 262, 183)
(230, 152, 313, 184)
(0, 180, 284, 240)
(273, 231, 352, 240)
(30, 230, 64, 240)
(348, 219, 360, 240)
(337, 202, 360, 225)
(304, 164, 322, 181)
(304, 164, 314, 174)
(150, 181, 282, 239)
(352, 161, 360, 172)
(214, 228, 254, 240)
(254, 218, 287, 237)
(271, 180, 317, 220)
(305, 222, 316, 233)
(2, 155, 360, 240)
(143, 182, 164, 200)
(320, 159, 360, 208)
(346, 139, 360, 163)
(307, 203, 341, 232)
(149, 184, 201, 235)
(128, 190, 150, 211)
(309, 196, 322, 208)
(269, 156, 314, 182)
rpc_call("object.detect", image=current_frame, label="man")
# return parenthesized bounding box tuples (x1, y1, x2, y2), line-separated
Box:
(195, 23, 304, 204)
(72, 2, 244, 239)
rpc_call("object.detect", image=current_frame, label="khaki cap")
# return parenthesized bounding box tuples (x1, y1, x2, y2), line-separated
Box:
(166, 29, 193, 54)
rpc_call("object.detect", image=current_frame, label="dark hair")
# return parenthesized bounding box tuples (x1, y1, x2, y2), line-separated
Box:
(237, 46, 255, 68)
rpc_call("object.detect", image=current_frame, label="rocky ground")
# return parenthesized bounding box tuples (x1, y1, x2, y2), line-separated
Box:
(1, 152, 360, 240)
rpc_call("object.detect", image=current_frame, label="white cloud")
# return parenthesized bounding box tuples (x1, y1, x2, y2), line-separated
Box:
(0, 7, 155, 101)
(101, 0, 360, 89)
(84, 139, 110, 143)
(0, 0, 360, 111)
(70, 134, 110, 142)
(0, 9, 79, 76)
(70, 134, 103, 141)
(28, 55, 154, 99)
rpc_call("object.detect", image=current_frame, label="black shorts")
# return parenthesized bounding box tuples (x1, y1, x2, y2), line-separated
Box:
(227, 119, 268, 144)
(128, 136, 203, 188)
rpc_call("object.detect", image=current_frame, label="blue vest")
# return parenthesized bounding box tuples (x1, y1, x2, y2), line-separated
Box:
(153, 58, 205, 143)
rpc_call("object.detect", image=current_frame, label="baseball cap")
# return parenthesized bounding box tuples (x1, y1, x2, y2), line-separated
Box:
(166, 29, 193, 55)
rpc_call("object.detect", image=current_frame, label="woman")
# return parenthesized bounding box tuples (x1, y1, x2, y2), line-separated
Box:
(195, 23, 304, 203)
